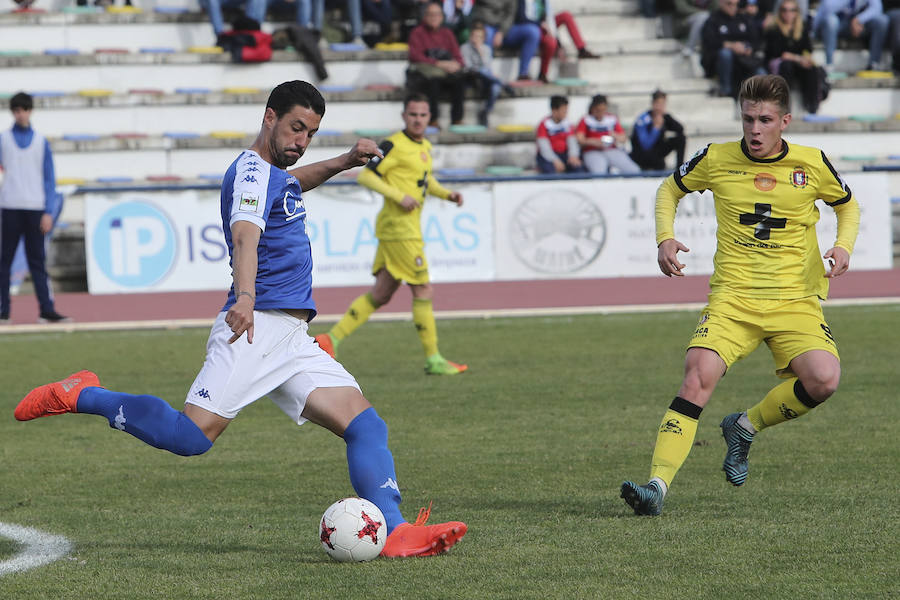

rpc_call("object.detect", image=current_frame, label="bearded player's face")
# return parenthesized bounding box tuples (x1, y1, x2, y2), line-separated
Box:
(265, 104, 322, 169)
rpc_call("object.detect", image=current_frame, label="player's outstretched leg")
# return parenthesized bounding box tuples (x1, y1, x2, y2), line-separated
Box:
(381, 502, 468, 558)
(620, 480, 665, 516)
(721, 412, 755, 486)
(15, 371, 212, 457)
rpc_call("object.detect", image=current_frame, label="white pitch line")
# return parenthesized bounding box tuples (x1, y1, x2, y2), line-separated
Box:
(0, 297, 897, 334)
(0, 522, 72, 576)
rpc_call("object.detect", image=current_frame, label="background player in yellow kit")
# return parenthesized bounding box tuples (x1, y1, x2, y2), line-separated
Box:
(316, 93, 467, 375)
(621, 74, 860, 516)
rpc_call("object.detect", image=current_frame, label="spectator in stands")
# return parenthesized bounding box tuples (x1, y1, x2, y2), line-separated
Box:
(575, 94, 641, 175)
(886, 0, 900, 73)
(518, 0, 599, 83)
(535, 95, 585, 173)
(701, 0, 766, 97)
(199, 0, 267, 37)
(0, 93, 68, 324)
(764, 0, 825, 112)
(630, 90, 686, 171)
(295, 0, 366, 45)
(461, 22, 510, 126)
(675, 0, 713, 57)
(812, 0, 890, 72)
(407, 1, 467, 127)
(472, 0, 541, 80)
(444, 0, 474, 42)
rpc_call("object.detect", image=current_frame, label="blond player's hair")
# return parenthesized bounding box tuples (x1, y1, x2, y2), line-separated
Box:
(738, 74, 791, 115)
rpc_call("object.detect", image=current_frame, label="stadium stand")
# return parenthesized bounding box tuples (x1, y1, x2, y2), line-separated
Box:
(1, 0, 898, 291)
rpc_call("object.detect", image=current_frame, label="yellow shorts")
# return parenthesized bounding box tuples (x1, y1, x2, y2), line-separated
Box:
(688, 294, 839, 378)
(372, 239, 429, 285)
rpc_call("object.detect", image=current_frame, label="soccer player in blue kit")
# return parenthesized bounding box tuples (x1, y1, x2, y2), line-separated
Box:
(14, 80, 467, 558)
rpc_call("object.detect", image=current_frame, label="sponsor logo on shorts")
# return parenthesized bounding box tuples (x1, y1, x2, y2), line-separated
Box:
(195, 388, 210, 399)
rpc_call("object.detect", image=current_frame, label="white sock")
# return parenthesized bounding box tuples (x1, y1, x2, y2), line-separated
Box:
(737, 412, 757, 434)
(649, 477, 668, 496)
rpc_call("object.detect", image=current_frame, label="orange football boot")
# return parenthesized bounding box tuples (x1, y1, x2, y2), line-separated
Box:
(381, 503, 467, 558)
(314, 333, 337, 359)
(14, 370, 101, 421)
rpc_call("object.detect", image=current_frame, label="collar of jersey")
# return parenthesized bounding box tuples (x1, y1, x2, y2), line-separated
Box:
(402, 130, 425, 144)
(740, 138, 789, 163)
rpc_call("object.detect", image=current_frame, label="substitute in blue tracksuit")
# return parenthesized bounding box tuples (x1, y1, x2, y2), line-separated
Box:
(0, 92, 68, 323)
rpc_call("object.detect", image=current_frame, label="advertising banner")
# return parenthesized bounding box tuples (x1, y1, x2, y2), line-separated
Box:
(492, 173, 892, 280)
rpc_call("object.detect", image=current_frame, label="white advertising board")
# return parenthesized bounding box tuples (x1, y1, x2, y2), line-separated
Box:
(492, 173, 892, 281)
(84, 183, 495, 293)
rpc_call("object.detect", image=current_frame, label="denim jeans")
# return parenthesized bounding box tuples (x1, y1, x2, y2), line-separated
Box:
(814, 12, 889, 66)
(485, 23, 541, 77)
(199, 0, 267, 35)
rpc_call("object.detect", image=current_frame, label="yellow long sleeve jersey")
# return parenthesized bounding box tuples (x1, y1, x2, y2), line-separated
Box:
(656, 139, 860, 300)
(357, 130, 451, 241)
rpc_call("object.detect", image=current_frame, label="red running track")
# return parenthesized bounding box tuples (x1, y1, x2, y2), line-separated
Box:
(2, 269, 899, 325)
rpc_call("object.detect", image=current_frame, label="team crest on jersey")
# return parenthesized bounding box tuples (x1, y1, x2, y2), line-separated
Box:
(239, 193, 259, 211)
(753, 172, 777, 192)
(420, 152, 428, 163)
(790, 167, 808, 189)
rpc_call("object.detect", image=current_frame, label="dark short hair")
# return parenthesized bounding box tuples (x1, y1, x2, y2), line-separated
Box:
(651, 89, 667, 102)
(266, 81, 325, 119)
(550, 95, 568, 110)
(10, 92, 33, 112)
(470, 20, 486, 32)
(739, 74, 790, 115)
(589, 94, 608, 111)
(403, 92, 430, 109)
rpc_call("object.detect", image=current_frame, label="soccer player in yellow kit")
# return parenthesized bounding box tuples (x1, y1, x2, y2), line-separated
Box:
(621, 74, 860, 516)
(316, 93, 468, 375)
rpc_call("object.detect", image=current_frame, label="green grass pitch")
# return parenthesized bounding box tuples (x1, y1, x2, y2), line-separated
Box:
(1, 306, 898, 599)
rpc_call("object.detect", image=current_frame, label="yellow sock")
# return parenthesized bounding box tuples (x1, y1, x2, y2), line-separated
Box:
(331, 293, 378, 341)
(746, 378, 817, 432)
(412, 297, 439, 357)
(649, 397, 701, 488)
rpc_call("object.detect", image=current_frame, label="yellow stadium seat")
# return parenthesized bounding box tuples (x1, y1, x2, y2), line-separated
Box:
(223, 86, 261, 94)
(78, 89, 114, 97)
(57, 177, 87, 185)
(188, 46, 224, 54)
(209, 131, 248, 139)
(496, 124, 534, 133)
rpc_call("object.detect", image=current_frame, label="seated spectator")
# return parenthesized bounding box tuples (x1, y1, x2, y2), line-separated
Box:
(461, 22, 510, 126)
(406, 1, 467, 126)
(575, 95, 641, 175)
(764, 0, 826, 112)
(361, 0, 398, 44)
(295, 0, 365, 45)
(630, 90, 686, 171)
(675, 0, 713, 56)
(886, 0, 900, 73)
(516, 0, 599, 83)
(472, 0, 541, 80)
(444, 0, 474, 42)
(701, 0, 766, 97)
(199, 0, 267, 37)
(535, 95, 585, 174)
(812, 0, 890, 72)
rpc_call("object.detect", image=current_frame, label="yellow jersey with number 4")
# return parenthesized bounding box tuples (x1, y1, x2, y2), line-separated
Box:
(358, 130, 451, 241)
(656, 139, 860, 300)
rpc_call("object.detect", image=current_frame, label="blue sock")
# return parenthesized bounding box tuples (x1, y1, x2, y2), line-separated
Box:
(344, 407, 405, 533)
(76, 388, 212, 456)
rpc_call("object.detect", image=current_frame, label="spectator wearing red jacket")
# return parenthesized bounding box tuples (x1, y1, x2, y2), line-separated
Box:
(407, 1, 467, 126)
(575, 94, 640, 175)
(535, 95, 585, 173)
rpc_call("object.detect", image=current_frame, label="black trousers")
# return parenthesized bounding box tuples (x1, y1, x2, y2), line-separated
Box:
(630, 132, 686, 171)
(406, 68, 466, 124)
(0, 208, 54, 315)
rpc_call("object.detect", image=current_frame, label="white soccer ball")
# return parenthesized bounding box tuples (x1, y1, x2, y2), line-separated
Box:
(318, 497, 386, 562)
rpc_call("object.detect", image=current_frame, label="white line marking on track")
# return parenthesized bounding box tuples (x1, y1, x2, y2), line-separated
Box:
(0, 522, 72, 576)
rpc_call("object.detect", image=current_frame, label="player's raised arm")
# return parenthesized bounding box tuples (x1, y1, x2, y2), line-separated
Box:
(655, 175, 689, 277)
(288, 138, 383, 192)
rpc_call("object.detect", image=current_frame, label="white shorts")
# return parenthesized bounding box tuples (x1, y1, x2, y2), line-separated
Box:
(185, 310, 360, 424)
